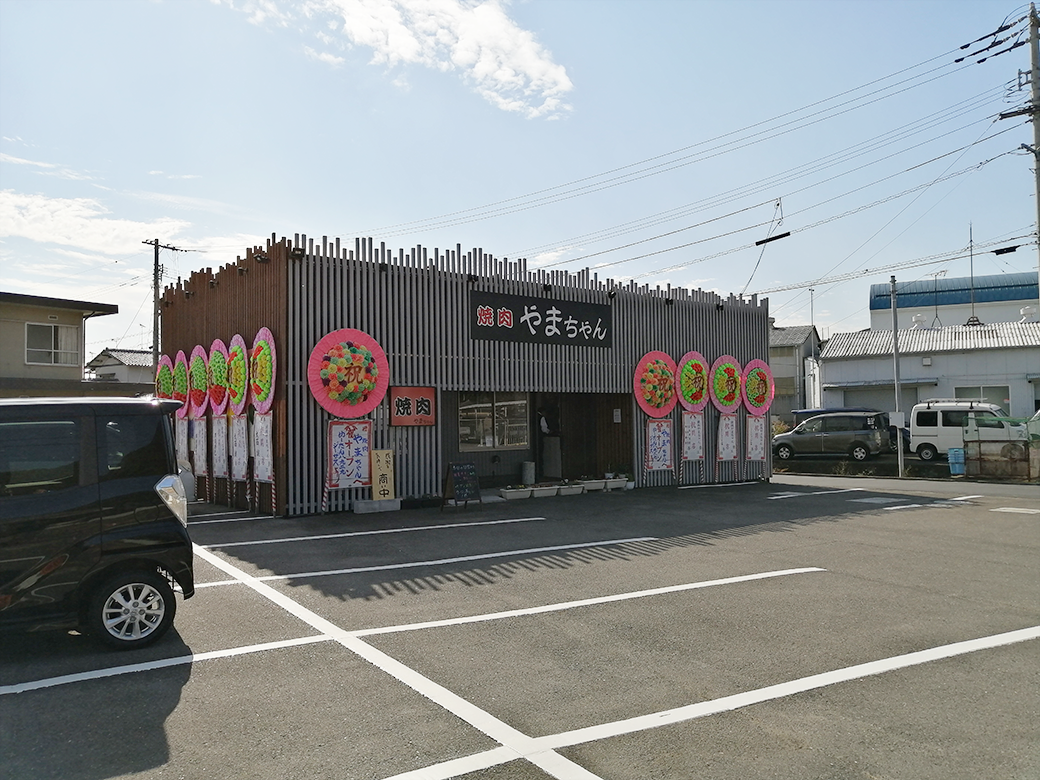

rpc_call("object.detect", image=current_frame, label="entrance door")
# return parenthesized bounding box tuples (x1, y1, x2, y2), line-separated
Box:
(539, 394, 632, 480)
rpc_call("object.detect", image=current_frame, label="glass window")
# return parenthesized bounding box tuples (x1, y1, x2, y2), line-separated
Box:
(942, 410, 967, 428)
(973, 412, 1005, 429)
(954, 385, 1009, 411)
(96, 415, 172, 480)
(25, 323, 79, 365)
(916, 411, 938, 427)
(823, 416, 851, 432)
(801, 418, 823, 433)
(0, 419, 82, 496)
(459, 392, 529, 451)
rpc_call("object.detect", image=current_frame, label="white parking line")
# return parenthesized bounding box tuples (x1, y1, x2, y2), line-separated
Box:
(883, 504, 924, 511)
(355, 568, 826, 637)
(0, 635, 332, 696)
(195, 537, 658, 588)
(191, 545, 608, 780)
(992, 507, 1040, 514)
(389, 626, 1040, 780)
(205, 516, 547, 549)
(768, 488, 864, 500)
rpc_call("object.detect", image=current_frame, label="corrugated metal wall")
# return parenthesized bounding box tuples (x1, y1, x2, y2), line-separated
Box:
(285, 234, 770, 515)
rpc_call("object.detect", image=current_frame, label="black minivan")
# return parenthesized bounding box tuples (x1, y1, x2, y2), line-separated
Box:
(0, 397, 194, 649)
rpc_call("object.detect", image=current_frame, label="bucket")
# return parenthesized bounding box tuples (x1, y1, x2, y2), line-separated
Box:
(522, 461, 535, 485)
(948, 447, 965, 476)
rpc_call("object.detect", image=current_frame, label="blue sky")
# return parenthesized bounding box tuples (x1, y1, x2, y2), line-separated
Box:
(1, 0, 1036, 358)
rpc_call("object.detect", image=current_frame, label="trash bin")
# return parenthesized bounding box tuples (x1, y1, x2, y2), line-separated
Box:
(948, 447, 965, 476)
(522, 461, 536, 485)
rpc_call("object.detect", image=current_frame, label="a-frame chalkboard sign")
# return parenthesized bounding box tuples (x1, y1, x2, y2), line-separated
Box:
(441, 462, 482, 510)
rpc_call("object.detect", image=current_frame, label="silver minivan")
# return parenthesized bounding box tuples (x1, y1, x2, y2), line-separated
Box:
(773, 412, 885, 462)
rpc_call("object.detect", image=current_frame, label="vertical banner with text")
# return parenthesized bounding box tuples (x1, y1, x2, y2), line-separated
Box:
(371, 449, 395, 500)
(646, 419, 675, 471)
(327, 420, 372, 489)
(682, 411, 704, 461)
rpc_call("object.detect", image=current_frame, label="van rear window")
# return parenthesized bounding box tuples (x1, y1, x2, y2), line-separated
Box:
(0, 420, 82, 496)
(96, 414, 171, 480)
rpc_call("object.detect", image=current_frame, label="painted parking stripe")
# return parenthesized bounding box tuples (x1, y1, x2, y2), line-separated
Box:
(205, 516, 547, 549)
(355, 568, 826, 637)
(0, 635, 332, 696)
(192, 545, 607, 780)
(991, 507, 1040, 514)
(0, 568, 822, 696)
(390, 625, 1040, 780)
(195, 536, 658, 588)
(884, 504, 924, 511)
(768, 488, 864, 500)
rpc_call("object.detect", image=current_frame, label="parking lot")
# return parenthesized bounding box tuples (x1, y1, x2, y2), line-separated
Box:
(2, 474, 1038, 780)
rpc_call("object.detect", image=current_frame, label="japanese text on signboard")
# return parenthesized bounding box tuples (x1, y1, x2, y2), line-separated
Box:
(390, 387, 435, 426)
(327, 420, 371, 489)
(469, 291, 612, 348)
(371, 449, 395, 500)
(646, 419, 674, 471)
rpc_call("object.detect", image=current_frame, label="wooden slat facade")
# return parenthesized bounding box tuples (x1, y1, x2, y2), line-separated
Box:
(162, 234, 771, 517)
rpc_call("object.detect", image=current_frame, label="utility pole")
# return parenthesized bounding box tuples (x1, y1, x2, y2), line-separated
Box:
(891, 275, 905, 478)
(142, 239, 182, 368)
(999, 4, 1040, 310)
(1032, 4, 1040, 310)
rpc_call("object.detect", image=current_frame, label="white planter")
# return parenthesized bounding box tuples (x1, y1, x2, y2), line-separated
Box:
(557, 484, 584, 496)
(582, 479, 606, 491)
(531, 486, 558, 498)
(499, 488, 532, 499)
(625, 481, 635, 490)
(605, 478, 627, 491)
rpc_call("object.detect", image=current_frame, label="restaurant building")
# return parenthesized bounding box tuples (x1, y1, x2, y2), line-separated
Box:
(160, 233, 773, 516)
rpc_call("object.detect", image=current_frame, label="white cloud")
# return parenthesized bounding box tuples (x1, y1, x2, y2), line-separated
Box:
(225, 0, 573, 118)
(0, 190, 190, 256)
(304, 45, 346, 66)
(0, 153, 94, 181)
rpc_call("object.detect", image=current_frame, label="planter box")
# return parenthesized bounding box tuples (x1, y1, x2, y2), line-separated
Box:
(499, 488, 532, 499)
(557, 484, 585, 496)
(605, 478, 627, 491)
(353, 498, 402, 514)
(530, 485, 558, 498)
(581, 479, 606, 491)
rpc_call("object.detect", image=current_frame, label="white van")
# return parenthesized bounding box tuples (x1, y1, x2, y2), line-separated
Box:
(909, 399, 1024, 461)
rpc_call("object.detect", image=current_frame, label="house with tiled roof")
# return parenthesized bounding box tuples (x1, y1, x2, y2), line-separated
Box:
(87, 348, 155, 384)
(768, 321, 820, 424)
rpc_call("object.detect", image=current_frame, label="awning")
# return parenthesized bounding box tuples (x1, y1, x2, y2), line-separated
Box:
(822, 378, 939, 390)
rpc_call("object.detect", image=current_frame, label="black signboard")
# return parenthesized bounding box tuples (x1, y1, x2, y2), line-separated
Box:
(442, 462, 482, 509)
(469, 291, 612, 348)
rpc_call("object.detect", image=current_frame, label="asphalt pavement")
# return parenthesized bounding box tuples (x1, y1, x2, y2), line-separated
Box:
(2, 474, 1038, 780)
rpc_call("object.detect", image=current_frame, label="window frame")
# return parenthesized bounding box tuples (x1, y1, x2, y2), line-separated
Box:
(458, 391, 531, 452)
(24, 321, 80, 367)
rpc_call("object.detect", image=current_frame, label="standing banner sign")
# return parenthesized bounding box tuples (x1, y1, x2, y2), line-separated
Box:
(253, 412, 274, 483)
(175, 417, 189, 466)
(192, 418, 209, 476)
(231, 415, 249, 482)
(211, 416, 229, 479)
(326, 420, 372, 490)
(682, 411, 704, 461)
(746, 416, 767, 462)
(371, 449, 395, 500)
(716, 414, 738, 461)
(646, 419, 674, 471)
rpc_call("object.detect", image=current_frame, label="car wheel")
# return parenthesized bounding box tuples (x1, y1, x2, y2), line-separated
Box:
(88, 569, 176, 650)
(917, 444, 938, 462)
(775, 444, 794, 460)
(849, 444, 869, 462)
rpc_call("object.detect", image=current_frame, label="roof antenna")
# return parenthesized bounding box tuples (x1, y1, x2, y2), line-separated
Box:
(929, 269, 946, 328)
(965, 223, 983, 326)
